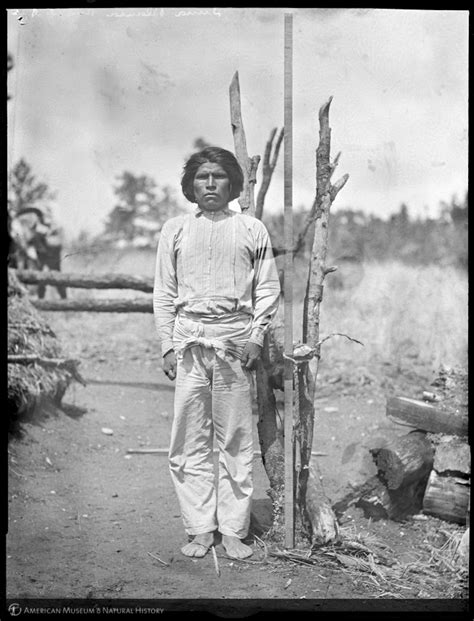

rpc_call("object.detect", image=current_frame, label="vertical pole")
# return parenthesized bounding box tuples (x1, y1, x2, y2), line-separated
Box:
(283, 12, 294, 549)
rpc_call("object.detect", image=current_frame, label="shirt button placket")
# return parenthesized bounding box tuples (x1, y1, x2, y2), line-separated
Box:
(207, 214, 213, 273)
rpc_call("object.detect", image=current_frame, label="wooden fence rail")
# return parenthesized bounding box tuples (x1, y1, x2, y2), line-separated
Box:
(13, 269, 154, 313)
(31, 298, 153, 313)
(14, 269, 154, 292)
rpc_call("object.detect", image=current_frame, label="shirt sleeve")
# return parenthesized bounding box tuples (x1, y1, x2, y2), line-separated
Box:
(248, 221, 281, 346)
(153, 219, 179, 357)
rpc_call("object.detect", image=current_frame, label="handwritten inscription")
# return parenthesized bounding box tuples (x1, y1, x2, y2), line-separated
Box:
(175, 8, 222, 17)
(22, 8, 223, 19)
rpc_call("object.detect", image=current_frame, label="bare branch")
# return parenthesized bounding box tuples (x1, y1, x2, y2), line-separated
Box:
(263, 127, 278, 166)
(329, 151, 341, 179)
(271, 127, 284, 170)
(229, 71, 260, 215)
(318, 96, 333, 124)
(330, 173, 350, 201)
(316, 332, 364, 348)
(255, 127, 284, 220)
(8, 355, 87, 386)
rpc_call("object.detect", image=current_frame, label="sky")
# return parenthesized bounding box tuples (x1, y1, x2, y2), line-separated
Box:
(7, 7, 469, 240)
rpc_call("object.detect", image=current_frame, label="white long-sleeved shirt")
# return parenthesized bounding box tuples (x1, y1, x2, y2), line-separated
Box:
(153, 206, 281, 356)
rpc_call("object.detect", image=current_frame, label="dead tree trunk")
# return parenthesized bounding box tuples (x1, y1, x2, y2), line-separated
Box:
(229, 74, 287, 533)
(297, 97, 349, 545)
(255, 332, 286, 530)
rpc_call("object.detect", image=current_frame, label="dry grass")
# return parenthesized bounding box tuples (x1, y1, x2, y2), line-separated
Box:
(292, 260, 468, 373)
(8, 269, 74, 419)
(262, 522, 468, 599)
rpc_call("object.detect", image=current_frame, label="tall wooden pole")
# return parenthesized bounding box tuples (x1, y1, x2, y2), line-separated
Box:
(284, 12, 295, 548)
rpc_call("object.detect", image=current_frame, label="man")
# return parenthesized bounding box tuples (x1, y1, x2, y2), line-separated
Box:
(153, 147, 280, 560)
(31, 209, 67, 299)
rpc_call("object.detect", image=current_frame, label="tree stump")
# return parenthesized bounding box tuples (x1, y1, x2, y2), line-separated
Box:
(370, 431, 434, 490)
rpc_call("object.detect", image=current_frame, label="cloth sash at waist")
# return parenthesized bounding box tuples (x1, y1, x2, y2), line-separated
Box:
(173, 312, 252, 360)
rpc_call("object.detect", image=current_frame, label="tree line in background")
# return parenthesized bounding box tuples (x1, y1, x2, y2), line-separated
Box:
(263, 193, 468, 271)
(8, 157, 467, 270)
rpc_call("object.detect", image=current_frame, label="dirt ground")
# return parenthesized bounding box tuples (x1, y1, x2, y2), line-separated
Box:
(6, 307, 469, 617)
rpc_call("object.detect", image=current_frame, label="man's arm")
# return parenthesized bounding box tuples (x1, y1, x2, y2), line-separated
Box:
(248, 221, 281, 347)
(153, 219, 179, 358)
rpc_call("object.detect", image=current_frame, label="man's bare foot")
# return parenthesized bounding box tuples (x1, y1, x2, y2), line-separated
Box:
(181, 532, 214, 558)
(222, 535, 253, 559)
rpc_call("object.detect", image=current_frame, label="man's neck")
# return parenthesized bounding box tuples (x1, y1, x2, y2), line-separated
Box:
(196, 205, 230, 217)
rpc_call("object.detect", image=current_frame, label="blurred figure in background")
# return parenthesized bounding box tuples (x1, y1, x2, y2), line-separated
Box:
(31, 206, 67, 299)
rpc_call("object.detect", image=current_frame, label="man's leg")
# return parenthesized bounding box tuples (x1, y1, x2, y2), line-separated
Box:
(212, 354, 254, 559)
(36, 263, 46, 299)
(47, 249, 67, 299)
(169, 347, 216, 557)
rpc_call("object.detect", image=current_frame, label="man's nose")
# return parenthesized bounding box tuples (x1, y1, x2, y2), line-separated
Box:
(206, 174, 216, 187)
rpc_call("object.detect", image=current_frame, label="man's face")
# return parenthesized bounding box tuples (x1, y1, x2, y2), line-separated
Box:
(193, 162, 231, 212)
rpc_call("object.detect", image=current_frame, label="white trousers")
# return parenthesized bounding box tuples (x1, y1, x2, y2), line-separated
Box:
(169, 314, 254, 539)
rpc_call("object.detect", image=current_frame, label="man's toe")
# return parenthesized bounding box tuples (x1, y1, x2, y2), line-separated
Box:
(181, 542, 210, 558)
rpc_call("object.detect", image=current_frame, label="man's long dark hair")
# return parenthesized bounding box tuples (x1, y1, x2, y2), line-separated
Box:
(181, 147, 244, 203)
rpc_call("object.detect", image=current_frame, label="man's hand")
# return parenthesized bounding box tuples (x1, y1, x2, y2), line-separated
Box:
(241, 341, 262, 371)
(163, 350, 177, 381)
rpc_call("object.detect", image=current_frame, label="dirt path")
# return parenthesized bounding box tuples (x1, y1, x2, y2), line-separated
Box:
(6, 311, 469, 615)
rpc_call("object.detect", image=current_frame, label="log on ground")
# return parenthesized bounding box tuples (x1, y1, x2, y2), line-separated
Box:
(31, 298, 153, 313)
(370, 431, 434, 490)
(386, 396, 468, 436)
(353, 476, 430, 522)
(433, 439, 471, 477)
(422, 470, 470, 524)
(334, 472, 431, 522)
(14, 269, 154, 292)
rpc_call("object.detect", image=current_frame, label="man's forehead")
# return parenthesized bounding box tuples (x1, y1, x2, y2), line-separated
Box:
(195, 162, 228, 175)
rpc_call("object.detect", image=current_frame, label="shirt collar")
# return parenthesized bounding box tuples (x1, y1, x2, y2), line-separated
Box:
(195, 205, 232, 218)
